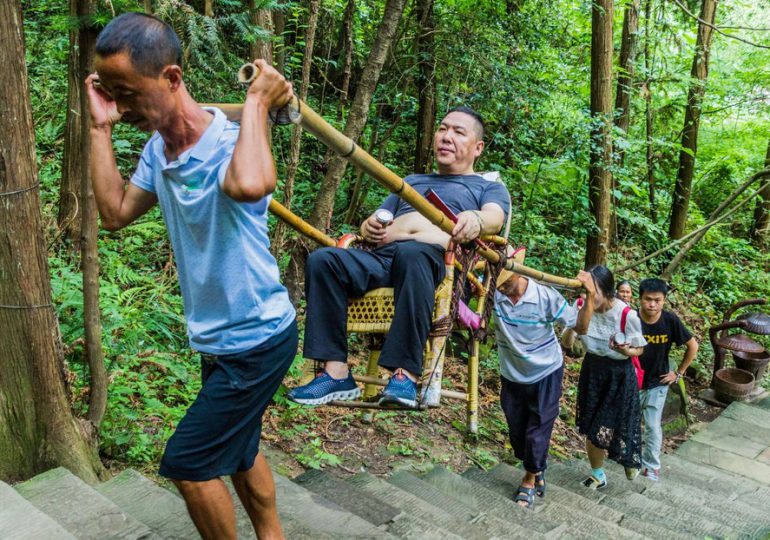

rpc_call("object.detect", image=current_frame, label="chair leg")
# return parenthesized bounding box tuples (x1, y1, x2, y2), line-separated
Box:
(361, 344, 382, 423)
(421, 336, 447, 407)
(467, 339, 480, 434)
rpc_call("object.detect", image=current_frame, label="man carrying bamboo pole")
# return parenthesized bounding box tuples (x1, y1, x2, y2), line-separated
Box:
(86, 13, 295, 540)
(288, 107, 510, 408)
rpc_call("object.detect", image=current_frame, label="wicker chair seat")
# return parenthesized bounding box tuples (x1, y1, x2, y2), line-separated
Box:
(347, 276, 453, 333)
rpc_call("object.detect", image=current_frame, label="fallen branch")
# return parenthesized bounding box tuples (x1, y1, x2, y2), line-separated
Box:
(617, 168, 770, 274)
(663, 169, 770, 279)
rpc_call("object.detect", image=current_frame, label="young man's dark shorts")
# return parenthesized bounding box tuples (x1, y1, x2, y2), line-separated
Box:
(160, 319, 298, 481)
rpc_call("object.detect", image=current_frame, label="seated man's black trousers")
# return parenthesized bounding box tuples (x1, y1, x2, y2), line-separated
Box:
(303, 240, 446, 376)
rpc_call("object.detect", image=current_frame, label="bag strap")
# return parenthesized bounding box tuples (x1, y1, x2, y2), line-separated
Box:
(620, 305, 631, 333)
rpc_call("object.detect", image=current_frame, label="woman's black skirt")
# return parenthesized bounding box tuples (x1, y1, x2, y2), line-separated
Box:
(576, 352, 642, 469)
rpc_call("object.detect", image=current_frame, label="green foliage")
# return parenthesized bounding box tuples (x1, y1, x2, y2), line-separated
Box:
(19, 0, 770, 469)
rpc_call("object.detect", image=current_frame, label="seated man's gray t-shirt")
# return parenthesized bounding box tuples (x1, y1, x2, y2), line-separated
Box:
(378, 173, 510, 226)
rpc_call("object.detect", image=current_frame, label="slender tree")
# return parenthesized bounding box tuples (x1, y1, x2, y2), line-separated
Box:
(273, 2, 285, 74)
(0, 0, 102, 483)
(272, 0, 321, 254)
(750, 140, 770, 246)
(307, 0, 408, 231)
(336, 0, 356, 121)
(73, 0, 107, 428)
(204, 0, 213, 17)
(614, 0, 640, 161)
(58, 0, 89, 246)
(585, 0, 614, 266)
(643, 0, 657, 223)
(144, 0, 152, 13)
(249, 1, 273, 64)
(414, 0, 436, 173)
(668, 0, 718, 240)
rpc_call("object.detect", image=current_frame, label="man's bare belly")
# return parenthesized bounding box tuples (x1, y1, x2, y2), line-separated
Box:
(381, 212, 450, 248)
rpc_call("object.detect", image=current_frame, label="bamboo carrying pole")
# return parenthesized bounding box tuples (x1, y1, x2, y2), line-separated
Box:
(206, 65, 582, 290)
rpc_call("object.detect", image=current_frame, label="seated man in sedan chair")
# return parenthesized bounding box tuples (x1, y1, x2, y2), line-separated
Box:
(288, 106, 510, 408)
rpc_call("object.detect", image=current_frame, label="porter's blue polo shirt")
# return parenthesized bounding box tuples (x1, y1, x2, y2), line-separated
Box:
(130, 107, 294, 355)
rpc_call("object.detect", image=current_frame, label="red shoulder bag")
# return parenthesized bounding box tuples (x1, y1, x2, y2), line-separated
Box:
(621, 306, 644, 390)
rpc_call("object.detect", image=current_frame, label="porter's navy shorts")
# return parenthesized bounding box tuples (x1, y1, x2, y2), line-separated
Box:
(159, 319, 297, 481)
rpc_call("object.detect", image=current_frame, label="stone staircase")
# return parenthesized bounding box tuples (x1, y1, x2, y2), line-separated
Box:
(3, 397, 770, 539)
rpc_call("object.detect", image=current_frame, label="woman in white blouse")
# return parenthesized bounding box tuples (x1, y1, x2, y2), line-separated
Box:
(573, 266, 647, 489)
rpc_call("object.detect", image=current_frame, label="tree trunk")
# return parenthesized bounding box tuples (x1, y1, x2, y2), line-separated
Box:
(344, 110, 402, 224)
(0, 1, 102, 483)
(272, 0, 321, 255)
(584, 0, 614, 267)
(204, 0, 213, 17)
(58, 0, 86, 247)
(614, 0, 640, 160)
(668, 0, 718, 240)
(750, 140, 770, 246)
(143, 0, 152, 13)
(249, 1, 273, 64)
(643, 0, 657, 223)
(307, 0, 407, 231)
(336, 0, 356, 121)
(273, 3, 285, 74)
(74, 0, 107, 428)
(413, 0, 436, 174)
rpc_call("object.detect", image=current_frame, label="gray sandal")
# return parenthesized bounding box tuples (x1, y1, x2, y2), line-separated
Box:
(514, 485, 536, 509)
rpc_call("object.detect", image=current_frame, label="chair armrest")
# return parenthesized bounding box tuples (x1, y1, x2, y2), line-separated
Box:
(337, 233, 366, 249)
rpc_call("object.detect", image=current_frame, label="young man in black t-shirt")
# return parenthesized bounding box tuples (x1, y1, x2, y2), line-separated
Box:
(637, 279, 699, 481)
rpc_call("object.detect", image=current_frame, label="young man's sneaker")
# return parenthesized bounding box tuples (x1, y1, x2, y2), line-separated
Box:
(378, 370, 418, 408)
(642, 467, 660, 481)
(287, 371, 361, 406)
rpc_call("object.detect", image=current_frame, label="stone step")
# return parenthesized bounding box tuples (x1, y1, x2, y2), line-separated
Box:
(661, 454, 762, 494)
(0, 481, 76, 540)
(453, 466, 644, 540)
(294, 469, 400, 526)
(385, 514, 466, 540)
(301, 469, 466, 540)
(545, 462, 637, 501)
(661, 453, 770, 512)
(387, 469, 535, 539)
(95, 469, 198, 540)
(475, 464, 687, 539)
(165, 474, 330, 539)
(348, 472, 493, 540)
(420, 466, 559, 537)
(480, 463, 624, 524)
(677, 439, 770, 485)
(597, 459, 760, 537)
(14, 467, 155, 540)
(691, 416, 770, 459)
(722, 401, 770, 429)
(543, 457, 735, 539)
(598, 486, 739, 538)
(641, 480, 770, 538)
(753, 396, 770, 411)
(273, 472, 394, 539)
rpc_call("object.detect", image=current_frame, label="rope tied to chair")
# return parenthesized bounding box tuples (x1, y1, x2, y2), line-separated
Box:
(429, 241, 507, 342)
